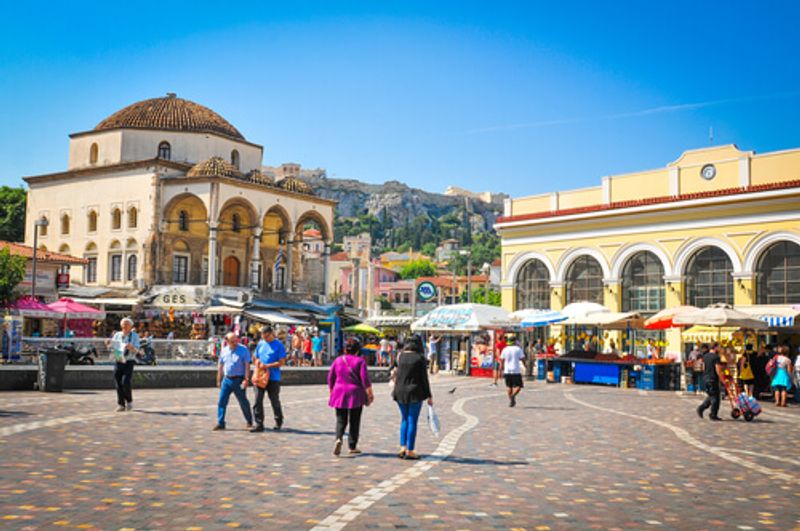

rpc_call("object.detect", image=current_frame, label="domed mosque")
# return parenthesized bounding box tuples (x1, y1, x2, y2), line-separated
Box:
(24, 93, 335, 310)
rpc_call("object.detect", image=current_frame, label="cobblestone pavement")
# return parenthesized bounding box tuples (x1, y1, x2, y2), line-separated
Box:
(1, 376, 799, 530)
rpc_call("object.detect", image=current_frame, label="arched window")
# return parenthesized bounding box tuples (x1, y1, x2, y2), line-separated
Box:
(158, 141, 171, 160)
(231, 149, 240, 170)
(515, 259, 550, 310)
(756, 241, 800, 304)
(61, 214, 70, 235)
(127, 255, 138, 281)
(89, 143, 98, 164)
(178, 210, 189, 232)
(565, 255, 604, 304)
(128, 207, 138, 229)
(685, 247, 733, 307)
(232, 213, 241, 233)
(84, 242, 98, 284)
(88, 211, 98, 232)
(111, 208, 122, 230)
(621, 251, 665, 314)
(39, 217, 48, 237)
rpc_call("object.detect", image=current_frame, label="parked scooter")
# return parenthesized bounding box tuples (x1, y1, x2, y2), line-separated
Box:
(137, 337, 157, 365)
(61, 344, 96, 365)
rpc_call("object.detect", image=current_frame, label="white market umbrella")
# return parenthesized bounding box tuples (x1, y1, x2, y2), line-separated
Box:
(673, 303, 768, 329)
(411, 303, 513, 332)
(560, 301, 610, 320)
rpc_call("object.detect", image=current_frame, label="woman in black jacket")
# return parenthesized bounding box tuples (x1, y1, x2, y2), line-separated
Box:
(391, 335, 433, 460)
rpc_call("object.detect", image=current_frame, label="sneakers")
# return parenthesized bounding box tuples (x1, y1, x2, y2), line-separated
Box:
(709, 416, 723, 421)
(333, 439, 342, 456)
(509, 395, 516, 407)
(115, 405, 125, 412)
(125, 402, 133, 411)
(273, 422, 283, 431)
(212, 424, 225, 431)
(696, 406, 704, 419)
(249, 425, 264, 433)
(348, 448, 362, 455)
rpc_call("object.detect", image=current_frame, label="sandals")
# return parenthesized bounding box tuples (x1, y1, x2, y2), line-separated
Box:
(405, 452, 420, 460)
(397, 448, 407, 459)
(333, 439, 342, 456)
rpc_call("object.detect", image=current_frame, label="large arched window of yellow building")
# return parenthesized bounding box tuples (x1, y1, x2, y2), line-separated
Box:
(565, 256, 603, 305)
(515, 259, 550, 310)
(756, 241, 800, 304)
(685, 247, 733, 307)
(621, 251, 664, 315)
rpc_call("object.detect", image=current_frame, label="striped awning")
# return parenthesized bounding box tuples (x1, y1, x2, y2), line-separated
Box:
(736, 305, 799, 328)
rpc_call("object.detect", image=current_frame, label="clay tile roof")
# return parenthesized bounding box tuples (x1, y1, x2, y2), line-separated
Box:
(246, 169, 275, 186)
(329, 252, 351, 261)
(95, 93, 244, 141)
(187, 156, 242, 179)
(277, 176, 314, 195)
(0, 241, 87, 265)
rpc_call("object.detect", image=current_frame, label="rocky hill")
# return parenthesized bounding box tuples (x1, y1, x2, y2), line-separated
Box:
(304, 173, 507, 235)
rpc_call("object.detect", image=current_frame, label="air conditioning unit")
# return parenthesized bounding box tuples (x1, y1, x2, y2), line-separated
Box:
(236, 291, 250, 303)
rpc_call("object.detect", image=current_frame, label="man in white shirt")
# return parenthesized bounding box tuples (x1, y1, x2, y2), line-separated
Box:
(500, 335, 526, 407)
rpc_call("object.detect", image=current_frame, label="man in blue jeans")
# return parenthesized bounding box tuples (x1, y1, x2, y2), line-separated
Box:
(251, 325, 287, 432)
(214, 333, 253, 431)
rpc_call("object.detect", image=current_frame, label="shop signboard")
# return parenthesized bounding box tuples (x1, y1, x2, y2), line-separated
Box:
(148, 286, 206, 309)
(416, 281, 437, 302)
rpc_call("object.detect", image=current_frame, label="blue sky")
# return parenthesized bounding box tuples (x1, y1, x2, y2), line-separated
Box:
(1, 1, 799, 197)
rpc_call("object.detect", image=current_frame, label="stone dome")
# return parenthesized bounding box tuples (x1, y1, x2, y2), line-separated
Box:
(187, 157, 242, 179)
(278, 176, 314, 195)
(95, 93, 244, 140)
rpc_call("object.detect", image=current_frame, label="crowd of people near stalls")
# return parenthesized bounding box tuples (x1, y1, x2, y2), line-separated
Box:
(688, 341, 800, 406)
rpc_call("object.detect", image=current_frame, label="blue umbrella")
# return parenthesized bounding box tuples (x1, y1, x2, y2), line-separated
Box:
(514, 309, 567, 328)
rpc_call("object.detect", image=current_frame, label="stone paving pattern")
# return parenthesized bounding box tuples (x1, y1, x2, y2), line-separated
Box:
(1, 376, 799, 530)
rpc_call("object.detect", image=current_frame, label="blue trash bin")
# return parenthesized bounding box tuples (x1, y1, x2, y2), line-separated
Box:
(553, 362, 562, 383)
(537, 359, 546, 380)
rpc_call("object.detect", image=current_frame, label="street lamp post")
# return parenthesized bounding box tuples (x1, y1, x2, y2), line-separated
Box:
(459, 250, 472, 303)
(481, 262, 491, 303)
(31, 217, 49, 299)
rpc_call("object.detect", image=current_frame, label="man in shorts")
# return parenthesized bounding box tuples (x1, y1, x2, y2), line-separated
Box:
(311, 331, 325, 367)
(302, 332, 313, 366)
(500, 335, 526, 407)
(379, 336, 390, 367)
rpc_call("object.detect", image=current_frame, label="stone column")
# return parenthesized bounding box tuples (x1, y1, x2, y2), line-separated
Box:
(322, 243, 331, 303)
(250, 227, 263, 291)
(285, 237, 293, 293)
(207, 223, 218, 288)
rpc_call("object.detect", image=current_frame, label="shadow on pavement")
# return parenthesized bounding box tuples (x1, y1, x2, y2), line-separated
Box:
(359, 452, 528, 466)
(136, 410, 206, 417)
(519, 406, 576, 411)
(274, 427, 337, 436)
(0, 410, 32, 418)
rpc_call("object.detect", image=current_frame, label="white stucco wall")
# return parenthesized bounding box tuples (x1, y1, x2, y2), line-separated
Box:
(26, 168, 157, 288)
(68, 130, 263, 172)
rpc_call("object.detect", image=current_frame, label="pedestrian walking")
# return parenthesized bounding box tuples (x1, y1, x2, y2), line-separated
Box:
(290, 329, 302, 366)
(312, 331, 325, 367)
(214, 332, 253, 431)
(492, 333, 507, 387)
(391, 334, 433, 460)
(794, 346, 800, 404)
(696, 344, 725, 421)
(328, 338, 374, 457)
(738, 344, 756, 397)
(770, 345, 794, 407)
(106, 317, 140, 412)
(500, 335, 526, 407)
(302, 332, 313, 366)
(251, 325, 287, 431)
(379, 336, 390, 367)
(427, 334, 441, 374)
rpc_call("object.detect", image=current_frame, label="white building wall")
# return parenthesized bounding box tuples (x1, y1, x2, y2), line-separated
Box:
(68, 130, 263, 173)
(26, 168, 157, 288)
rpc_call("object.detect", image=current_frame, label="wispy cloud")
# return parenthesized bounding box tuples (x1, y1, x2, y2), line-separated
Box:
(466, 91, 800, 134)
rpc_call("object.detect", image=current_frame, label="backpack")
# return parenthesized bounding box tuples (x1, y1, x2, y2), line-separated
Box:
(765, 356, 778, 377)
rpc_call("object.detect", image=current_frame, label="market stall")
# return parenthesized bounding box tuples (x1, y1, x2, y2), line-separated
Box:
(510, 308, 566, 379)
(411, 303, 513, 376)
(46, 298, 106, 338)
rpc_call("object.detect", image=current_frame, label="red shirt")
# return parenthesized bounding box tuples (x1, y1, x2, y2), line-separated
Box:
(495, 341, 507, 359)
(303, 338, 312, 354)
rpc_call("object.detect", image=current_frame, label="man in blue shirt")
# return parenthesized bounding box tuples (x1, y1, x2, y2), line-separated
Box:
(312, 331, 325, 367)
(214, 332, 253, 431)
(251, 325, 287, 432)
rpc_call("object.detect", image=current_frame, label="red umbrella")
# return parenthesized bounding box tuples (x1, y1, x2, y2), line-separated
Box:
(45, 298, 106, 336)
(644, 306, 699, 330)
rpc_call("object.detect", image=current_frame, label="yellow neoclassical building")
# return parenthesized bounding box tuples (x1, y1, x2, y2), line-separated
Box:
(497, 144, 800, 353)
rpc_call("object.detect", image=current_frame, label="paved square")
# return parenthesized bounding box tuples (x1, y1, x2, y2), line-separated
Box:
(1, 376, 798, 530)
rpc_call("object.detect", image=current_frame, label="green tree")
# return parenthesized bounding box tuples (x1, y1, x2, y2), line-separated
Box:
(399, 259, 437, 279)
(0, 186, 26, 242)
(460, 285, 501, 306)
(421, 242, 437, 258)
(0, 247, 26, 306)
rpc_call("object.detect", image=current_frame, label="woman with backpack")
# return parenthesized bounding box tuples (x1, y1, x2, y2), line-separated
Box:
(769, 345, 794, 407)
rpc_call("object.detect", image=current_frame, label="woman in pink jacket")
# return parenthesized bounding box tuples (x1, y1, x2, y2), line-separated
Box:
(328, 338, 374, 456)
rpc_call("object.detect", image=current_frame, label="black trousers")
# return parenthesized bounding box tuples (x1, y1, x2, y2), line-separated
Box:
(113, 360, 135, 405)
(335, 407, 363, 449)
(699, 381, 721, 418)
(253, 380, 283, 427)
